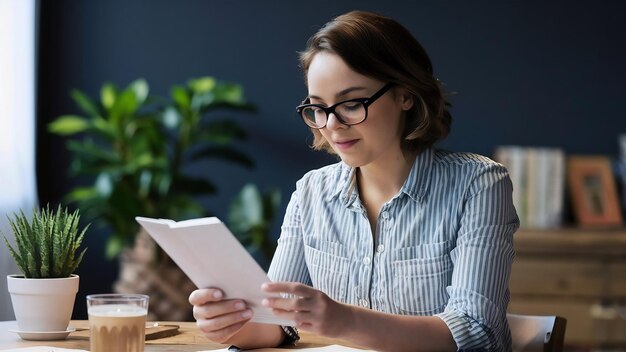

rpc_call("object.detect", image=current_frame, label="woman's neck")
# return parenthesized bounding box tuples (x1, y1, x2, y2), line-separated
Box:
(357, 149, 417, 205)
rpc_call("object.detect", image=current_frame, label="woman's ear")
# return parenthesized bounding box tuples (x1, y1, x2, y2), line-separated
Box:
(400, 92, 414, 111)
(395, 87, 414, 111)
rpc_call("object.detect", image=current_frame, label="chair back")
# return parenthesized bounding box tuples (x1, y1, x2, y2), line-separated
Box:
(507, 313, 567, 352)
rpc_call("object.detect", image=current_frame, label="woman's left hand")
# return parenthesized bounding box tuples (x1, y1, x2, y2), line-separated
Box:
(261, 282, 354, 338)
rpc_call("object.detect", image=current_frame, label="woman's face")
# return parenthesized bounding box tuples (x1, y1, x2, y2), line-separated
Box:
(307, 52, 409, 168)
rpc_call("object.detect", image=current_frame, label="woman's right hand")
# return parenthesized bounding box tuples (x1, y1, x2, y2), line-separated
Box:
(189, 288, 254, 343)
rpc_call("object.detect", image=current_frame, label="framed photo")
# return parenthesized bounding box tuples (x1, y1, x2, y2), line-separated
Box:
(567, 156, 623, 228)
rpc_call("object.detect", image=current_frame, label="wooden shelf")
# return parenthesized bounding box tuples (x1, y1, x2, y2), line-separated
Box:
(514, 227, 626, 257)
(510, 227, 626, 347)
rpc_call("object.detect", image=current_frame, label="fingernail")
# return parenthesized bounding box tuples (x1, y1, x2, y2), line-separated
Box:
(213, 290, 222, 299)
(241, 309, 252, 319)
(234, 302, 245, 310)
(261, 283, 269, 290)
(262, 299, 270, 307)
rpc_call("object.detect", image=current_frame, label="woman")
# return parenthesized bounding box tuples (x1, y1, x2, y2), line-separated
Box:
(189, 10, 518, 351)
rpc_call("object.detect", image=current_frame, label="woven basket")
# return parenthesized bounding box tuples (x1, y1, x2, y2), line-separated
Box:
(114, 229, 196, 321)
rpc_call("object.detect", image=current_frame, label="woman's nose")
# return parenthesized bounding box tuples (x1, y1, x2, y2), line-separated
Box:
(325, 112, 346, 130)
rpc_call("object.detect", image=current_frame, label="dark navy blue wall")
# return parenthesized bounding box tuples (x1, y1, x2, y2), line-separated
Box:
(36, 0, 626, 318)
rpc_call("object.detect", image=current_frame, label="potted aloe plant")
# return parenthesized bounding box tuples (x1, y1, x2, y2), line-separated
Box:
(2, 205, 88, 335)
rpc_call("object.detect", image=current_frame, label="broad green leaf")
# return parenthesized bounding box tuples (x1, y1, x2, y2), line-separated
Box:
(138, 170, 152, 198)
(188, 77, 216, 93)
(162, 106, 181, 129)
(171, 85, 190, 110)
(198, 120, 246, 144)
(66, 187, 99, 202)
(113, 89, 139, 117)
(100, 83, 117, 110)
(48, 115, 90, 135)
(129, 79, 149, 105)
(214, 83, 244, 104)
(70, 89, 100, 117)
(190, 91, 215, 111)
(91, 116, 118, 140)
(105, 236, 124, 259)
(95, 173, 113, 197)
(232, 184, 263, 226)
(240, 184, 263, 223)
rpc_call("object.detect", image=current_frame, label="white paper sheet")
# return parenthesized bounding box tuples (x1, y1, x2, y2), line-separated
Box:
(136, 216, 294, 326)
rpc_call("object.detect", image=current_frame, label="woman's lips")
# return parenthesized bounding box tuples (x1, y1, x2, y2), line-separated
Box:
(334, 139, 359, 150)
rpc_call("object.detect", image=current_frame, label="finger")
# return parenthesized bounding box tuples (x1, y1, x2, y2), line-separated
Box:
(193, 299, 248, 321)
(268, 307, 315, 329)
(197, 308, 253, 333)
(199, 320, 248, 344)
(262, 296, 312, 312)
(262, 282, 314, 297)
(201, 322, 245, 343)
(189, 288, 224, 305)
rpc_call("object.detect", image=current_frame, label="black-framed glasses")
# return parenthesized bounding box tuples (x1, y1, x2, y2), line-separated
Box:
(296, 83, 394, 129)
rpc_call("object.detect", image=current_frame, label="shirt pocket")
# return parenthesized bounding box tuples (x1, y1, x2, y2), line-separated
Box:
(304, 239, 349, 303)
(391, 241, 452, 315)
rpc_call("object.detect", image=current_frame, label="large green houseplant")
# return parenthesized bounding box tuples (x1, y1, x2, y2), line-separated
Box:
(49, 77, 280, 320)
(2, 205, 88, 336)
(49, 77, 254, 259)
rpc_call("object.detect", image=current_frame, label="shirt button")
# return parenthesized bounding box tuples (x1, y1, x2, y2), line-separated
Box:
(377, 244, 385, 253)
(363, 257, 371, 265)
(361, 299, 369, 307)
(381, 211, 389, 219)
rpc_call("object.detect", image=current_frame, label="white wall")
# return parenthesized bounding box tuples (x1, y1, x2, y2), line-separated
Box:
(0, 0, 38, 320)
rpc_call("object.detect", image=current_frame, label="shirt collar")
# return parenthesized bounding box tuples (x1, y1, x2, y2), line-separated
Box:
(400, 147, 433, 202)
(327, 147, 434, 206)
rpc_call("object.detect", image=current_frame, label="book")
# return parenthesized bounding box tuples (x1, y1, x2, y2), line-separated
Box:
(493, 146, 565, 229)
(135, 216, 293, 326)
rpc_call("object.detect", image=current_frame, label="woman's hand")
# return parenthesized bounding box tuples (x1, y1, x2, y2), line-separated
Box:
(261, 282, 355, 338)
(188, 288, 253, 343)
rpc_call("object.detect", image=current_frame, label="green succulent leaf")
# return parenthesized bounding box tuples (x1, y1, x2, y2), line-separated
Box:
(1, 205, 88, 278)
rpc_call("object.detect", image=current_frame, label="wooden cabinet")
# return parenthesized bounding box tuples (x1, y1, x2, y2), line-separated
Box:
(508, 228, 626, 349)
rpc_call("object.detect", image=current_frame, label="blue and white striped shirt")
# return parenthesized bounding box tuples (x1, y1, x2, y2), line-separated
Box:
(268, 148, 519, 351)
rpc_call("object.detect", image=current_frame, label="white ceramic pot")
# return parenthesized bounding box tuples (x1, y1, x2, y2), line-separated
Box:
(7, 274, 79, 332)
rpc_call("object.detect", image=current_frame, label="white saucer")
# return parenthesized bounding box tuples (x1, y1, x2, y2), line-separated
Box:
(8, 327, 76, 341)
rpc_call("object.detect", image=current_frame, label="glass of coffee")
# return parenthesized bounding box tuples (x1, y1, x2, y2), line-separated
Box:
(86, 293, 149, 352)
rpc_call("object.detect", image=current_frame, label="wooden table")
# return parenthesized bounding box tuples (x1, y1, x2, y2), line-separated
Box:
(0, 320, 362, 351)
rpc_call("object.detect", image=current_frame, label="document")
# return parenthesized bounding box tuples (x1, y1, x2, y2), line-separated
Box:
(135, 216, 294, 326)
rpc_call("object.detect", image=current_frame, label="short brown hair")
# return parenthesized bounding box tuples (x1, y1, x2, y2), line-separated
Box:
(299, 11, 452, 154)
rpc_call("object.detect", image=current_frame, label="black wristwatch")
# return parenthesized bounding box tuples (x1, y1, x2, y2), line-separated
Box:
(280, 325, 300, 346)
(227, 326, 299, 350)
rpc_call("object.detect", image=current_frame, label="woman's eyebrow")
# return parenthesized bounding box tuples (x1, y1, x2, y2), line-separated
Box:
(308, 86, 368, 101)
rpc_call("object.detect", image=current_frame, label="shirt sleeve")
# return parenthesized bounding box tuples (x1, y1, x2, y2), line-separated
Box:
(435, 162, 519, 351)
(267, 189, 312, 286)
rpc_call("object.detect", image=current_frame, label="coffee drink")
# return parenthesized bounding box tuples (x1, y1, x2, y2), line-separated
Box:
(87, 294, 149, 352)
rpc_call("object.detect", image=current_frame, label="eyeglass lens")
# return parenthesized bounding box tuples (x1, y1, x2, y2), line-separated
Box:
(300, 101, 366, 128)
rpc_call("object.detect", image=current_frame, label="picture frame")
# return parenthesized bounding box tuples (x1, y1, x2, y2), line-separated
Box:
(567, 156, 623, 228)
